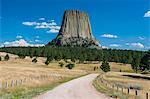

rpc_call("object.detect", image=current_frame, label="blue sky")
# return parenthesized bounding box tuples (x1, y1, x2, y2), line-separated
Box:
(0, 0, 150, 50)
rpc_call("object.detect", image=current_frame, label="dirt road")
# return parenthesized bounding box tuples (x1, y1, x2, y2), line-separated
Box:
(34, 74, 111, 99)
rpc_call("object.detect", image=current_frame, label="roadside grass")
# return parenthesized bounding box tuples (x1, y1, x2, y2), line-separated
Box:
(94, 72, 150, 99)
(0, 74, 87, 99)
(93, 75, 128, 99)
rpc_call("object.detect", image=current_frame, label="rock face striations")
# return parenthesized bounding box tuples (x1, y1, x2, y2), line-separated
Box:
(48, 10, 100, 47)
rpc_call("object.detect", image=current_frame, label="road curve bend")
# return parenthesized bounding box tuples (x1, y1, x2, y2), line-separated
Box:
(34, 74, 111, 99)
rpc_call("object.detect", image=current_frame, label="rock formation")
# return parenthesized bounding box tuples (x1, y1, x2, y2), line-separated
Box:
(48, 10, 100, 47)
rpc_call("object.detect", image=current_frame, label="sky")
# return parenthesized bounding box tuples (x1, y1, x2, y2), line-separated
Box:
(0, 0, 150, 50)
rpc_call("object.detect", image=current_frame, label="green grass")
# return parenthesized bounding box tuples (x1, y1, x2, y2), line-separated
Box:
(0, 74, 88, 99)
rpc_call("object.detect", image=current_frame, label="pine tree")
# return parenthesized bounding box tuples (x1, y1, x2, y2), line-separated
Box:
(59, 62, 64, 67)
(131, 58, 140, 73)
(140, 50, 150, 71)
(32, 58, 37, 63)
(100, 60, 110, 72)
(66, 63, 75, 69)
(4, 54, 9, 61)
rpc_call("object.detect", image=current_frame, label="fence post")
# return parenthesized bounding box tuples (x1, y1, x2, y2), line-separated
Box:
(11, 80, 14, 87)
(135, 90, 138, 96)
(0, 81, 2, 89)
(5, 81, 8, 88)
(117, 86, 118, 91)
(122, 87, 123, 93)
(146, 93, 148, 99)
(128, 88, 130, 94)
(16, 80, 18, 86)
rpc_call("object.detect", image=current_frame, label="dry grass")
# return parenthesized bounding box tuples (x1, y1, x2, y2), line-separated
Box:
(0, 52, 134, 98)
(0, 52, 88, 98)
(102, 72, 150, 99)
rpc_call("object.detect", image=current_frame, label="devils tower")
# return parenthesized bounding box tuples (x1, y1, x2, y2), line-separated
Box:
(48, 10, 100, 47)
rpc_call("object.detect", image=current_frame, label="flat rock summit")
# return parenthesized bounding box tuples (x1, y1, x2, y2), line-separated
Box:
(48, 10, 100, 48)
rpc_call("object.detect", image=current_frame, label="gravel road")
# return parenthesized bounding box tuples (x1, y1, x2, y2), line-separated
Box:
(34, 74, 111, 99)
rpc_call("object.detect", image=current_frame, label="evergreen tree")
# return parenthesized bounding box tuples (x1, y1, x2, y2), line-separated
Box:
(59, 62, 64, 68)
(100, 60, 110, 72)
(4, 54, 9, 61)
(32, 58, 37, 63)
(140, 50, 150, 71)
(66, 63, 75, 69)
(131, 58, 140, 73)
(45, 56, 53, 65)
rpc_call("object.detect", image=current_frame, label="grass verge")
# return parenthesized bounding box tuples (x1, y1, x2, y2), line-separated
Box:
(0, 74, 88, 99)
(93, 75, 129, 99)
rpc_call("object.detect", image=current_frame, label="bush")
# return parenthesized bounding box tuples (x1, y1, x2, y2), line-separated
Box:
(59, 62, 64, 68)
(45, 56, 53, 65)
(4, 54, 9, 61)
(45, 60, 50, 65)
(32, 58, 37, 63)
(100, 61, 110, 72)
(66, 63, 75, 69)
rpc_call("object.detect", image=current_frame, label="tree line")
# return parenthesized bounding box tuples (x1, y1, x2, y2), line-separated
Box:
(0, 46, 149, 71)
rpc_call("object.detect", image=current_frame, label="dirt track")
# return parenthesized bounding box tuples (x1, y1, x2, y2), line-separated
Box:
(34, 74, 111, 99)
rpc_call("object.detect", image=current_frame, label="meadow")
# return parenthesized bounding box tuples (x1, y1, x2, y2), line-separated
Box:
(0, 52, 134, 99)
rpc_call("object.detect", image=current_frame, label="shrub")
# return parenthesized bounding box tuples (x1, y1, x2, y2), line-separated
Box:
(100, 61, 110, 72)
(45, 56, 53, 65)
(66, 63, 75, 69)
(32, 58, 37, 63)
(59, 62, 64, 68)
(4, 54, 9, 61)
(45, 60, 50, 65)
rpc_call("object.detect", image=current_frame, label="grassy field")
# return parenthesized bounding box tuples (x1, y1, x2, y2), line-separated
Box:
(93, 71, 150, 99)
(0, 52, 88, 98)
(0, 52, 135, 99)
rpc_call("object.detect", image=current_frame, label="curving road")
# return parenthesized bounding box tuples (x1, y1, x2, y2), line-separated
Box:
(34, 74, 111, 99)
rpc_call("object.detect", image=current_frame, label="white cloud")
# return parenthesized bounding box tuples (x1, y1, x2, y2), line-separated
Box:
(22, 19, 60, 33)
(3, 39, 29, 46)
(101, 34, 118, 38)
(47, 29, 59, 33)
(126, 42, 144, 48)
(16, 35, 23, 39)
(35, 25, 48, 29)
(131, 43, 144, 48)
(48, 22, 57, 26)
(138, 36, 145, 40)
(109, 44, 121, 47)
(49, 26, 61, 30)
(39, 18, 45, 20)
(35, 39, 41, 42)
(22, 22, 37, 26)
(35, 36, 40, 38)
(146, 46, 150, 49)
(144, 11, 150, 17)
(102, 46, 108, 49)
(2, 39, 44, 47)
(125, 43, 130, 46)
